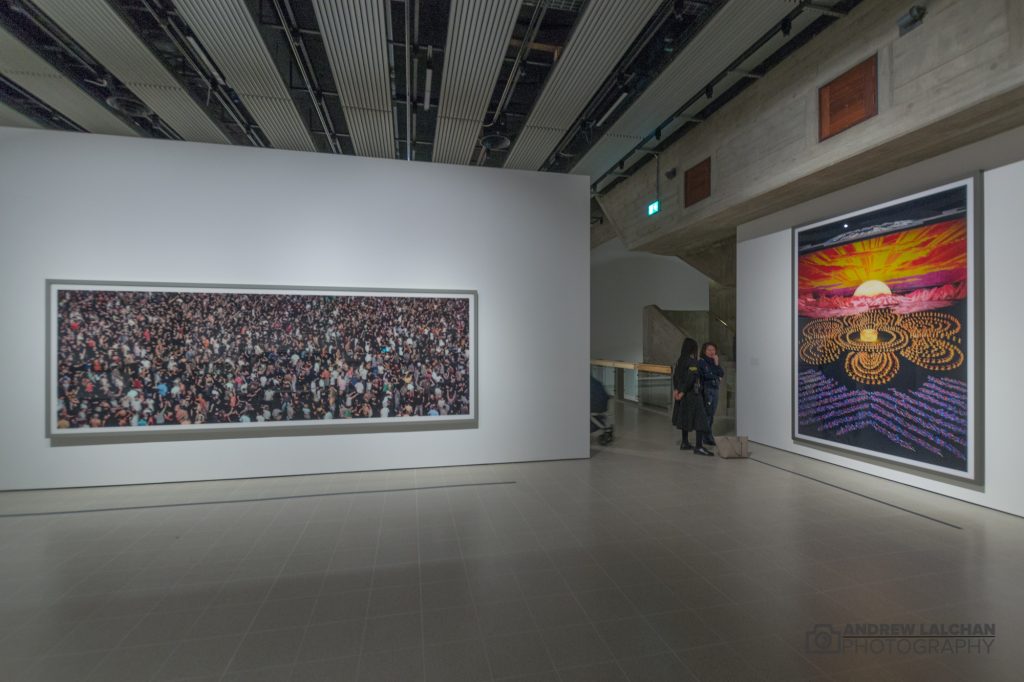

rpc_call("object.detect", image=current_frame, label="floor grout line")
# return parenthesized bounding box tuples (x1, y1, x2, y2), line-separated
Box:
(0, 481, 518, 519)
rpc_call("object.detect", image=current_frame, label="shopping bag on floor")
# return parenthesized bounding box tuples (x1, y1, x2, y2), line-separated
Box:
(716, 436, 750, 459)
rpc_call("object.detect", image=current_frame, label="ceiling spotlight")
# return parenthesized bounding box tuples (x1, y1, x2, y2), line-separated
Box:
(105, 94, 152, 118)
(480, 131, 511, 151)
(898, 5, 926, 36)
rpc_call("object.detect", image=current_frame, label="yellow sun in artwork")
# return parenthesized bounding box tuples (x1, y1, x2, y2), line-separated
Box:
(853, 280, 892, 297)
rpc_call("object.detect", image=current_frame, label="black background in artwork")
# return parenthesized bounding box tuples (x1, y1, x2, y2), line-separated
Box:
(798, 186, 966, 253)
(797, 300, 968, 471)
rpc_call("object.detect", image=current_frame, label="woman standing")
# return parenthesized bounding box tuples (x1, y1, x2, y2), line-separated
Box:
(698, 342, 725, 446)
(672, 338, 712, 455)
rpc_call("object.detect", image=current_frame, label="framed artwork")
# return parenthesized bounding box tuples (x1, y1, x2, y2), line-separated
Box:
(793, 178, 981, 482)
(48, 282, 477, 437)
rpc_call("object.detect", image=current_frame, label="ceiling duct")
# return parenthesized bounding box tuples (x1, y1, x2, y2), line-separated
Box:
(310, 0, 395, 158)
(432, 0, 523, 165)
(573, 0, 800, 182)
(503, 0, 663, 171)
(0, 100, 42, 129)
(29, 0, 229, 144)
(0, 24, 139, 137)
(170, 0, 316, 152)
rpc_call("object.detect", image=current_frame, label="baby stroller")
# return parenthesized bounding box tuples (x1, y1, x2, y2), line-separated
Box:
(590, 375, 614, 445)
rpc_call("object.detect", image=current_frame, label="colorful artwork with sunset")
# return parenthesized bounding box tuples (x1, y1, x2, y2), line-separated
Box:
(794, 183, 972, 475)
(798, 219, 967, 318)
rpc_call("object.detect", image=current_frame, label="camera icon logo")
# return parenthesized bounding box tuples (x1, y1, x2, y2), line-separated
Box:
(806, 624, 843, 653)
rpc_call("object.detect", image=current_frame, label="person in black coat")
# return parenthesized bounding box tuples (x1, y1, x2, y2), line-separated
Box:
(698, 342, 725, 445)
(672, 338, 712, 455)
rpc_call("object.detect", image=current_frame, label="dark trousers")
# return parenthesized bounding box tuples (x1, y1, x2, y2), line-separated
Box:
(703, 388, 719, 433)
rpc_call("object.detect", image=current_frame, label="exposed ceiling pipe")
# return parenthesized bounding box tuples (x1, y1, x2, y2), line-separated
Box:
(0, 74, 87, 131)
(268, 0, 341, 154)
(6, 0, 106, 83)
(542, 0, 682, 168)
(384, 0, 400, 158)
(138, 0, 261, 146)
(482, 0, 548, 130)
(595, 91, 629, 128)
(403, 0, 413, 160)
(591, 1, 821, 193)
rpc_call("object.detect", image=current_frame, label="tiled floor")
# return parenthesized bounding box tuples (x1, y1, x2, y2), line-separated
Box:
(1, 402, 1022, 681)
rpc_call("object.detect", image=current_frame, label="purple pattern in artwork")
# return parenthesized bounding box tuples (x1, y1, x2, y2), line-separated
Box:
(798, 370, 967, 461)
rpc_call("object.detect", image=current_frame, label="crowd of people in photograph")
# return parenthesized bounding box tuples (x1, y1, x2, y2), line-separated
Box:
(55, 289, 472, 429)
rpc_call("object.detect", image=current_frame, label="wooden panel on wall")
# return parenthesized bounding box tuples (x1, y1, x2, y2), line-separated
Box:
(684, 157, 712, 207)
(819, 54, 878, 141)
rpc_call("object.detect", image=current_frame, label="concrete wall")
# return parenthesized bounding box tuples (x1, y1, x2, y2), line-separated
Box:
(0, 127, 590, 490)
(737, 124, 1024, 517)
(600, 0, 1024, 255)
(591, 238, 708, 363)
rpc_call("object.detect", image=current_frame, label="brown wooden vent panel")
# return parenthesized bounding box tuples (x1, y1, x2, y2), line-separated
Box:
(684, 157, 711, 208)
(819, 54, 878, 141)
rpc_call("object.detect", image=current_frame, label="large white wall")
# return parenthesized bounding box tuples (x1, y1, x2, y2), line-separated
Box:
(0, 128, 590, 490)
(591, 238, 709, 362)
(737, 125, 1024, 517)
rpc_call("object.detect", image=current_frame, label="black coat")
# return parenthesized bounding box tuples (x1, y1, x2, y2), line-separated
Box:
(672, 356, 709, 432)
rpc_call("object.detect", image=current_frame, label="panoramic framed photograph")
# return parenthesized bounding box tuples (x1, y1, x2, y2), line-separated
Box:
(793, 178, 981, 482)
(48, 281, 477, 438)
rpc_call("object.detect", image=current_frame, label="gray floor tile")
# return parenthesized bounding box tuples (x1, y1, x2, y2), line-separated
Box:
(616, 652, 699, 682)
(250, 597, 317, 633)
(153, 635, 242, 680)
(555, 661, 628, 681)
(362, 612, 423, 653)
(484, 631, 554, 679)
(423, 605, 482, 645)
(290, 655, 360, 681)
(540, 623, 614, 669)
(297, 619, 364, 662)
(85, 642, 178, 682)
(423, 639, 491, 682)
(366, 584, 421, 617)
(594, 617, 671, 660)
(357, 646, 424, 682)
(226, 627, 305, 673)
(526, 594, 589, 630)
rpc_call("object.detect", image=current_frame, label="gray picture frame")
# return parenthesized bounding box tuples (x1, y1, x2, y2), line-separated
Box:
(790, 176, 983, 486)
(47, 280, 479, 442)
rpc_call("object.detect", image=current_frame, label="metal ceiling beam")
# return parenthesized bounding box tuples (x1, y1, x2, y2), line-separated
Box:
(573, 0, 802, 184)
(170, 0, 317, 152)
(29, 0, 230, 144)
(0, 99, 43, 129)
(432, 0, 523, 165)
(310, 0, 395, 158)
(0, 24, 139, 137)
(503, 0, 664, 171)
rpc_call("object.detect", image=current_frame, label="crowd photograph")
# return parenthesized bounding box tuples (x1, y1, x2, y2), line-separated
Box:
(53, 286, 473, 431)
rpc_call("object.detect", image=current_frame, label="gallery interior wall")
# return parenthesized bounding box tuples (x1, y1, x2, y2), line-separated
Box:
(590, 238, 709, 363)
(737, 124, 1024, 517)
(0, 127, 590, 490)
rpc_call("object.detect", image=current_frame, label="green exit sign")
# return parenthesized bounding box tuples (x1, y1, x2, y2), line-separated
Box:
(647, 200, 660, 216)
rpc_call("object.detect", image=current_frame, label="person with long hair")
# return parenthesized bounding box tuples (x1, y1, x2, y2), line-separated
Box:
(698, 341, 725, 445)
(671, 337, 712, 455)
